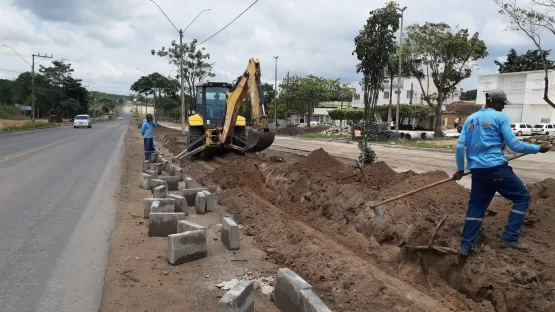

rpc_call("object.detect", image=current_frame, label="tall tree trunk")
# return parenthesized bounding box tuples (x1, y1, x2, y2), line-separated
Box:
(434, 95, 443, 137)
(307, 101, 312, 128)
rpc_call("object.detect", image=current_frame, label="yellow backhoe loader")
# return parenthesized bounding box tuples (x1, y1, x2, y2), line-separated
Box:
(174, 58, 275, 160)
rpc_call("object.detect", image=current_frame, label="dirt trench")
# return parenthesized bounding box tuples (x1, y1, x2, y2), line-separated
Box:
(157, 127, 555, 312)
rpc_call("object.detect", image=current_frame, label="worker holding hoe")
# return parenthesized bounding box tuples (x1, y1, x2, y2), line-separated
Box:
(141, 113, 157, 160)
(453, 89, 551, 257)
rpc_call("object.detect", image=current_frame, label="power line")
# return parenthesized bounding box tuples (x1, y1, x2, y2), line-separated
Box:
(198, 0, 259, 45)
(0, 68, 23, 74)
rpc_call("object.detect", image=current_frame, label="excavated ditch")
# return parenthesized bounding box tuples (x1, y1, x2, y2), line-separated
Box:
(156, 128, 555, 312)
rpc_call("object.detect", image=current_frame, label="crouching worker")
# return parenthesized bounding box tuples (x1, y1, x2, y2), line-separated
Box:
(452, 90, 551, 257)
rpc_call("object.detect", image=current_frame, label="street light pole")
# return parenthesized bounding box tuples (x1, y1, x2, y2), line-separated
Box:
(395, 6, 407, 132)
(150, 0, 210, 134)
(273, 56, 278, 129)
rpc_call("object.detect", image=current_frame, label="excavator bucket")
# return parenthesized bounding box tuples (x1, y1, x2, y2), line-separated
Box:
(244, 128, 275, 153)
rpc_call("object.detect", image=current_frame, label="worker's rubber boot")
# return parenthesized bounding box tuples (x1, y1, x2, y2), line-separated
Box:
(500, 239, 530, 251)
(459, 247, 471, 258)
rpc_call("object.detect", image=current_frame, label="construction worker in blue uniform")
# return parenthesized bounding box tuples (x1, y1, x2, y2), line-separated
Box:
(453, 89, 551, 257)
(141, 113, 157, 160)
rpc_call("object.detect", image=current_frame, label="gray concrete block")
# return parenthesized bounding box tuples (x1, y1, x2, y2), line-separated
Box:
(202, 190, 216, 212)
(167, 194, 187, 214)
(181, 188, 208, 206)
(166, 230, 207, 265)
(150, 152, 158, 162)
(149, 179, 168, 192)
(153, 185, 167, 198)
(145, 169, 158, 179)
(143, 160, 150, 172)
(195, 192, 206, 214)
(143, 198, 176, 218)
(140, 173, 152, 189)
(169, 164, 176, 176)
(273, 268, 313, 312)
(155, 163, 164, 175)
(185, 177, 201, 189)
(219, 280, 254, 312)
(300, 289, 331, 312)
(150, 162, 157, 171)
(175, 168, 183, 181)
(178, 220, 206, 234)
(148, 212, 186, 237)
(221, 217, 239, 250)
(158, 175, 180, 191)
(162, 158, 169, 171)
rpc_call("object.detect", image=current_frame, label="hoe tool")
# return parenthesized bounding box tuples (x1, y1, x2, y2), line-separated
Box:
(369, 153, 529, 221)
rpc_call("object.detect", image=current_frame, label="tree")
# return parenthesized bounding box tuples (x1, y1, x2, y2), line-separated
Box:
(401, 22, 488, 136)
(151, 39, 215, 115)
(263, 82, 277, 105)
(279, 75, 330, 128)
(493, 0, 555, 109)
(353, 1, 400, 164)
(130, 73, 178, 116)
(495, 48, 555, 73)
(460, 89, 477, 100)
(0, 79, 14, 104)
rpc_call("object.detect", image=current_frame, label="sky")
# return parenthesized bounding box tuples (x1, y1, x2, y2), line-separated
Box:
(0, 0, 546, 96)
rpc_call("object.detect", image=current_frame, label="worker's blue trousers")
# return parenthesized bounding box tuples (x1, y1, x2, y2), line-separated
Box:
(144, 138, 154, 160)
(461, 163, 531, 250)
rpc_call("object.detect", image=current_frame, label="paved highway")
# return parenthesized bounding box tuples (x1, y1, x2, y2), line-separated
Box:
(0, 114, 129, 312)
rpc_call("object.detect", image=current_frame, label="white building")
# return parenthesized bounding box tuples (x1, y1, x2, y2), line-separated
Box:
(352, 76, 462, 108)
(477, 70, 555, 124)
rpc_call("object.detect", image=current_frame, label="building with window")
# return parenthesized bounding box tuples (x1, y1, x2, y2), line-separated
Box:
(476, 70, 555, 124)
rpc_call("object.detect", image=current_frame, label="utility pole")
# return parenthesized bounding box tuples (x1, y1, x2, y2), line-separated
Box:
(395, 6, 407, 132)
(179, 29, 185, 134)
(273, 56, 278, 129)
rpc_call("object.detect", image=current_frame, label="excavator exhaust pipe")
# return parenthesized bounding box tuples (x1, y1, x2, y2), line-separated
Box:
(244, 128, 275, 153)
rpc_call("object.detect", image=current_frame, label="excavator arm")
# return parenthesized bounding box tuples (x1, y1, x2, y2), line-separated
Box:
(219, 58, 274, 153)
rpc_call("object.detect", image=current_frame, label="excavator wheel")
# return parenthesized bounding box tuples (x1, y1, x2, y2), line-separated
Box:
(187, 126, 205, 158)
(232, 126, 247, 148)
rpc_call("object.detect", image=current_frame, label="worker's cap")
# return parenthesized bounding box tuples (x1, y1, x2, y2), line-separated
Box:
(146, 113, 153, 118)
(486, 89, 512, 105)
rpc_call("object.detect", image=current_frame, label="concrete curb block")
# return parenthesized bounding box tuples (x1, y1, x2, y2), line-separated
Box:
(221, 217, 239, 250)
(167, 194, 187, 214)
(150, 179, 168, 192)
(181, 188, 208, 207)
(158, 175, 180, 191)
(195, 192, 206, 214)
(145, 169, 158, 179)
(142, 160, 150, 172)
(143, 198, 175, 218)
(150, 152, 158, 163)
(184, 176, 201, 189)
(148, 212, 186, 237)
(178, 220, 206, 235)
(201, 190, 216, 212)
(219, 280, 254, 312)
(299, 289, 332, 312)
(153, 185, 167, 198)
(155, 163, 164, 175)
(166, 230, 207, 265)
(162, 158, 169, 171)
(140, 173, 152, 189)
(273, 268, 313, 312)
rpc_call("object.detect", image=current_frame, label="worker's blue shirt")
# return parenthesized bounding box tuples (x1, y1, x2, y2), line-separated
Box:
(456, 108, 540, 171)
(141, 119, 157, 139)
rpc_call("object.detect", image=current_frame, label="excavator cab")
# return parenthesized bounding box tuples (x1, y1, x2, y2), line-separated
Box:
(181, 61, 275, 160)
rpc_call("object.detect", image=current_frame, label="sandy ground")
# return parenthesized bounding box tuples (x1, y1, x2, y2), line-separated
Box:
(99, 124, 279, 312)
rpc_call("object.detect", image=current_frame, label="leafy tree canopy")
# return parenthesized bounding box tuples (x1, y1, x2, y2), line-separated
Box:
(495, 48, 555, 73)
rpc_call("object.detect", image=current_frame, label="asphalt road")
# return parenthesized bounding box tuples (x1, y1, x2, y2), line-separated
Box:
(0, 113, 129, 312)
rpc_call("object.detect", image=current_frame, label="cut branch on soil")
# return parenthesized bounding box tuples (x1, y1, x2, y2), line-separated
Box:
(427, 215, 447, 247)
(404, 245, 459, 255)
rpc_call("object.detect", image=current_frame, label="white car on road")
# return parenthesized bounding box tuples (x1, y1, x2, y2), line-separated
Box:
(510, 123, 532, 136)
(74, 114, 92, 128)
(532, 124, 555, 135)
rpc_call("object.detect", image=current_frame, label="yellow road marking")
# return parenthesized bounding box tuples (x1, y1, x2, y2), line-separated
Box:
(0, 137, 73, 163)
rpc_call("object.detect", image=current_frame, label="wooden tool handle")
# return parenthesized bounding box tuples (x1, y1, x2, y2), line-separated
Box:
(371, 153, 528, 208)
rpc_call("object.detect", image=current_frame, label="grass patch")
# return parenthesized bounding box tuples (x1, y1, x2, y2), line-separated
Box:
(298, 132, 351, 140)
(0, 122, 56, 133)
(0, 105, 30, 120)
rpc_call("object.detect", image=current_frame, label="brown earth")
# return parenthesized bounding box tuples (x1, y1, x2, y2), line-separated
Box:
(155, 126, 555, 312)
(100, 124, 279, 312)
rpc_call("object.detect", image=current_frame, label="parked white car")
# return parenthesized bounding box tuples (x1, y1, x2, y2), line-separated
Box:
(532, 124, 555, 135)
(510, 123, 532, 136)
(74, 114, 92, 128)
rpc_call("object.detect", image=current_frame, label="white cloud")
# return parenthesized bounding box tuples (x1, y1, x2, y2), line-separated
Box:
(0, 0, 549, 94)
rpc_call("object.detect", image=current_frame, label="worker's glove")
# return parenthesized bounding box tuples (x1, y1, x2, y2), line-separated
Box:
(539, 143, 552, 153)
(452, 171, 465, 180)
